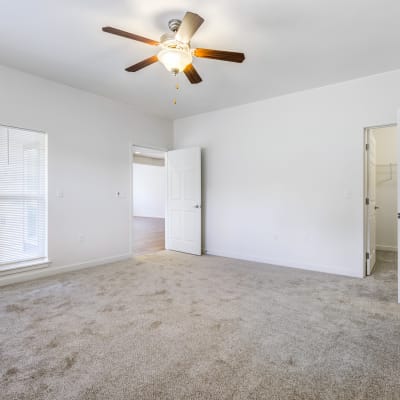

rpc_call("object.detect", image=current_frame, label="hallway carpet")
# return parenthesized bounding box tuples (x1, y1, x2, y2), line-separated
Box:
(1, 251, 399, 399)
(133, 216, 165, 255)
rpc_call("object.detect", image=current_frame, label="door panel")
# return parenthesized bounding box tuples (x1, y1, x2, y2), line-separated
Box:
(367, 132, 377, 275)
(170, 210, 182, 240)
(166, 148, 201, 255)
(397, 114, 400, 303)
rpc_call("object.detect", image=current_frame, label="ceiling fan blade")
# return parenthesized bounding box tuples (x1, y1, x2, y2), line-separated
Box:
(175, 12, 204, 43)
(102, 27, 159, 46)
(193, 48, 245, 63)
(125, 56, 159, 72)
(184, 64, 202, 84)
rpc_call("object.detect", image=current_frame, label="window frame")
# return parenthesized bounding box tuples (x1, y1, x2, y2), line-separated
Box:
(0, 124, 48, 269)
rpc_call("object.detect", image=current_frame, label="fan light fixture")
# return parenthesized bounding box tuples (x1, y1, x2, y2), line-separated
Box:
(102, 11, 245, 84)
(157, 48, 192, 74)
(157, 37, 192, 74)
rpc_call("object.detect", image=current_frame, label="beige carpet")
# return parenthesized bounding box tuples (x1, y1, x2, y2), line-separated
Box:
(1, 251, 399, 400)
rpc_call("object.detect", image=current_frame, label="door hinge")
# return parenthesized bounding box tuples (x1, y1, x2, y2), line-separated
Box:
(366, 143, 369, 151)
(365, 198, 370, 205)
(366, 252, 370, 260)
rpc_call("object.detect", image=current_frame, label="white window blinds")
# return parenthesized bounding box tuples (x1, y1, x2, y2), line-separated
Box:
(0, 126, 47, 266)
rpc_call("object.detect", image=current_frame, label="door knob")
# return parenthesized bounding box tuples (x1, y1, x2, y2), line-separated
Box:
(194, 204, 201, 208)
(375, 206, 380, 210)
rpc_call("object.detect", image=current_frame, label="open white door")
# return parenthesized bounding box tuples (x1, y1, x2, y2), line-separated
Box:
(397, 113, 400, 303)
(166, 147, 201, 255)
(367, 131, 377, 275)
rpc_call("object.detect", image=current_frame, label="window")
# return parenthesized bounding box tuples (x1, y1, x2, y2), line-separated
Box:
(0, 126, 47, 266)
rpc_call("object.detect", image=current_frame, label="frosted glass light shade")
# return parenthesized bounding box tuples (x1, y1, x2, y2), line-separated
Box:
(157, 48, 192, 74)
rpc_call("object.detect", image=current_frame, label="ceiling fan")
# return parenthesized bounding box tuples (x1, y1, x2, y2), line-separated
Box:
(102, 11, 245, 84)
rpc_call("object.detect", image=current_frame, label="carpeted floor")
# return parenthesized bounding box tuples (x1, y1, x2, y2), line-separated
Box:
(0, 251, 399, 400)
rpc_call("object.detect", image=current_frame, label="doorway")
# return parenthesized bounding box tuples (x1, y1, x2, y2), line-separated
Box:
(131, 145, 202, 257)
(132, 146, 166, 255)
(365, 125, 398, 281)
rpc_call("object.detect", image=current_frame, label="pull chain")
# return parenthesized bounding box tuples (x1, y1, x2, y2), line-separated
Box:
(173, 73, 180, 105)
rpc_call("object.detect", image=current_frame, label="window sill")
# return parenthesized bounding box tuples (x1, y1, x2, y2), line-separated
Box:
(0, 259, 51, 277)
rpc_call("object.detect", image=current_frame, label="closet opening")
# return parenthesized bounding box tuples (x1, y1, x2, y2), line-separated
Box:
(364, 124, 398, 302)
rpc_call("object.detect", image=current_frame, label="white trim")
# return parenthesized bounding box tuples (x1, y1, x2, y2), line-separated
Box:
(0, 258, 50, 276)
(132, 143, 168, 153)
(129, 145, 133, 255)
(376, 245, 398, 252)
(0, 126, 49, 267)
(204, 249, 363, 278)
(363, 127, 369, 278)
(0, 122, 45, 135)
(363, 123, 398, 277)
(0, 253, 132, 287)
(165, 151, 169, 250)
(398, 111, 400, 304)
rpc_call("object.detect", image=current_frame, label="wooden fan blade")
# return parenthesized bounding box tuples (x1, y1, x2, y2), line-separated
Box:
(184, 64, 202, 84)
(102, 27, 159, 46)
(175, 12, 204, 43)
(125, 56, 159, 72)
(193, 48, 245, 63)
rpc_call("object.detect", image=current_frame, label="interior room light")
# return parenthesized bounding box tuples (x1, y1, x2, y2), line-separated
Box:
(157, 42, 192, 75)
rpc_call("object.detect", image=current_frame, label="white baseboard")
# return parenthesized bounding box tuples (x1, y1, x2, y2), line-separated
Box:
(204, 249, 363, 278)
(0, 253, 132, 287)
(376, 245, 398, 252)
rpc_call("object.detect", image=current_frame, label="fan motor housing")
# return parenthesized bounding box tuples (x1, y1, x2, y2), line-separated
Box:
(168, 19, 182, 32)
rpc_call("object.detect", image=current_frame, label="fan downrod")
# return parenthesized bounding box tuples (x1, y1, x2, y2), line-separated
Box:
(168, 19, 182, 32)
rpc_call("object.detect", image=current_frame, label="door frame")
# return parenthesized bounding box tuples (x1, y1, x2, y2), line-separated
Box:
(129, 144, 168, 256)
(363, 123, 397, 278)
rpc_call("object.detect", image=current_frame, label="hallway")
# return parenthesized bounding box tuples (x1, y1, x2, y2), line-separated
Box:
(132, 216, 165, 255)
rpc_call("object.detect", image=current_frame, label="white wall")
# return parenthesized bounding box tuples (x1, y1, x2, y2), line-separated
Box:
(133, 163, 165, 218)
(174, 69, 400, 278)
(0, 65, 172, 272)
(374, 126, 397, 251)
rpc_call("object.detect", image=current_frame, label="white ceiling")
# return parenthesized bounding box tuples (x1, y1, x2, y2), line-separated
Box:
(0, 0, 399, 120)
